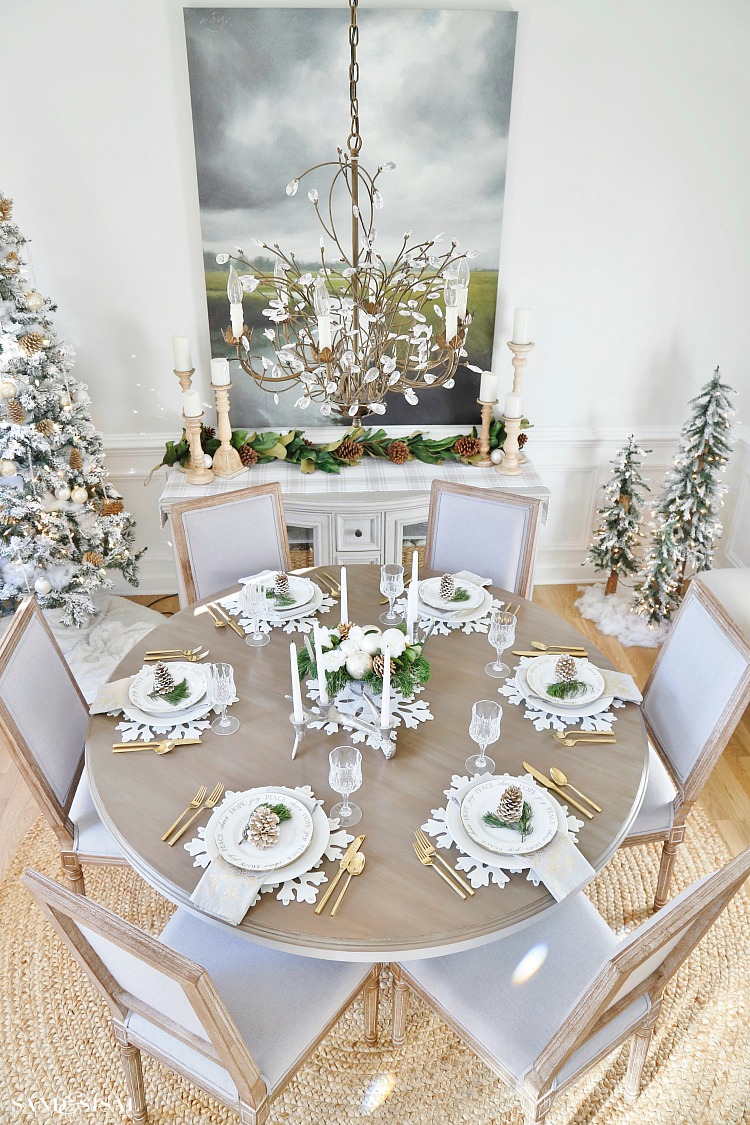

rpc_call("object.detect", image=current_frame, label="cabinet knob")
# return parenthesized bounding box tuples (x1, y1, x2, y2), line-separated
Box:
(354, 528, 363, 538)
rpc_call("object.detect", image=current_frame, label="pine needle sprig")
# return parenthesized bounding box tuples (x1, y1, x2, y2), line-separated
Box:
(266, 590, 295, 607)
(451, 587, 471, 602)
(149, 677, 190, 706)
(545, 679, 588, 700)
(257, 802, 292, 822)
(483, 801, 534, 839)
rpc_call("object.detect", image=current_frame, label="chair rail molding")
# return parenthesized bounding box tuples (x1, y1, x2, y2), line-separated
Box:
(100, 424, 748, 593)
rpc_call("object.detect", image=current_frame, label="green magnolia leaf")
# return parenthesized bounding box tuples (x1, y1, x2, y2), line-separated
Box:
(300, 457, 316, 474)
(267, 443, 288, 460)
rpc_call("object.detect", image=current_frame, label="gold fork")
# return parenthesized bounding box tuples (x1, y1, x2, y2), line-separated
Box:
(167, 782, 224, 846)
(144, 650, 209, 663)
(319, 572, 340, 598)
(412, 841, 467, 898)
(414, 829, 474, 896)
(145, 646, 205, 657)
(161, 785, 206, 842)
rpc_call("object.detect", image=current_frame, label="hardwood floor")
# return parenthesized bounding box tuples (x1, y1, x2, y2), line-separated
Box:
(1, 585, 748, 881)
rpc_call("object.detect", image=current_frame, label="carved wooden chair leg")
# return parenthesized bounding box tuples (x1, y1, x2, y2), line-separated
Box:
(390, 964, 410, 1047)
(654, 826, 685, 910)
(238, 1099, 271, 1124)
(61, 851, 86, 896)
(114, 1032, 148, 1125)
(624, 999, 662, 1103)
(363, 963, 382, 1046)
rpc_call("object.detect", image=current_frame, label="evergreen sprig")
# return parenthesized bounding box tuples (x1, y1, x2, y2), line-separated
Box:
(451, 587, 470, 602)
(150, 677, 190, 706)
(266, 589, 295, 607)
(257, 802, 292, 822)
(483, 801, 534, 838)
(545, 679, 588, 700)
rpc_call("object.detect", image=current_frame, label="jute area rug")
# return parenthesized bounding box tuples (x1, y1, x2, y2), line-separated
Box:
(1, 808, 748, 1125)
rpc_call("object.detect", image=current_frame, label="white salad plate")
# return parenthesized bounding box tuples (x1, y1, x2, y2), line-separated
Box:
(128, 662, 207, 717)
(242, 574, 316, 613)
(515, 664, 614, 719)
(418, 587, 492, 623)
(460, 776, 558, 856)
(525, 655, 605, 709)
(419, 576, 485, 612)
(204, 787, 330, 878)
(213, 790, 314, 872)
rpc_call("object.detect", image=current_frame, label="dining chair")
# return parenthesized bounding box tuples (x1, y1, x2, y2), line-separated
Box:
(0, 597, 126, 894)
(169, 484, 292, 607)
(623, 578, 750, 909)
(424, 481, 543, 598)
(23, 868, 381, 1125)
(390, 845, 750, 1125)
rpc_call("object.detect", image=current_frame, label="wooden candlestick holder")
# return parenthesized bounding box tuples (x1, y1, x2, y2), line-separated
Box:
(503, 340, 534, 467)
(498, 414, 523, 475)
(477, 398, 498, 467)
(184, 412, 215, 485)
(210, 382, 244, 478)
(174, 367, 195, 394)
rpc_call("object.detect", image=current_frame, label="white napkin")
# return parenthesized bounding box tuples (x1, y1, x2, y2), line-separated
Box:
(190, 787, 317, 925)
(600, 669, 642, 703)
(453, 569, 492, 587)
(237, 568, 276, 586)
(89, 676, 133, 715)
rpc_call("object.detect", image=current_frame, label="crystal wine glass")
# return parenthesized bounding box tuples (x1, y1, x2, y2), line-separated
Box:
(244, 582, 270, 648)
(379, 563, 405, 625)
(328, 745, 363, 827)
(485, 609, 516, 679)
(206, 662, 240, 736)
(465, 698, 502, 775)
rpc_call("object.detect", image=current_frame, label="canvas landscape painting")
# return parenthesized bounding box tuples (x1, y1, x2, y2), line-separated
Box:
(184, 7, 517, 428)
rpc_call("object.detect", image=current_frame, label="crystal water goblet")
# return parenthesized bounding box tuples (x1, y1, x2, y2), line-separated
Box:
(328, 745, 363, 827)
(206, 662, 240, 736)
(379, 563, 405, 625)
(244, 582, 270, 648)
(485, 609, 516, 679)
(465, 698, 502, 775)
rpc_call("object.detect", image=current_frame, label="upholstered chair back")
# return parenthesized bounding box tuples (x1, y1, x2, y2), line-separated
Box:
(424, 482, 542, 598)
(170, 484, 292, 605)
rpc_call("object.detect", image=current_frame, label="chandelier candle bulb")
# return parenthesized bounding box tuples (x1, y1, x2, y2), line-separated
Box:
(444, 276, 459, 343)
(274, 257, 288, 307)
(505, 393, 523, 418)
(290, 642, 304, 723)
(456, 258, 470, 319)
(380, 642, 392, 727)
(512, 307, 532, 345)
(479, 371, 498, 403)
(172, 336, 192, 372)
(340, 566, 348, 624)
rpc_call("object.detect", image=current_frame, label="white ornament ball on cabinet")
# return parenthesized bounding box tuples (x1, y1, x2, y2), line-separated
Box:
(70, 486, 88, 504)
(55, 484, 71, 501)
(0, 379, 16, 399)
(1, 459, 17, 476)
(24, 291, 45, 312)
(34, 576, 52, 595)
(203, 453, 213, 468)
(490, 448, 504, 465)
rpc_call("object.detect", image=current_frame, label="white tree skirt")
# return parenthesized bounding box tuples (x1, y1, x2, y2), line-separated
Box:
(575, 583, 669, 649)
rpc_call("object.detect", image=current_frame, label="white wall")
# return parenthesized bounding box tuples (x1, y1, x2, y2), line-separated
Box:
(3, 0, 749, 589)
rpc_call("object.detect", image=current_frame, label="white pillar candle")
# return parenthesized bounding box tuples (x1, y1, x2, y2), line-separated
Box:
(290, 642, 304, 722)
(512, 307, 532, 345)
(380, 642, 391, 727)
(340, 566, 348, 623)
(211, 357, 231, 385)
(172, 336, 192, 370)
(182, 390, 202, 417)
(313, 622, 329, 705)
(445, 307, 459, 344)
(505, 393, 523, 418)
(479, 371, 498, 402)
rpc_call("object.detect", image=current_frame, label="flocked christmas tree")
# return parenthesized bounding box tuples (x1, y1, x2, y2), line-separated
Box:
(584, 435, 650, 595)
(0, 193, 141, 624)
(633, 367, 735, 624)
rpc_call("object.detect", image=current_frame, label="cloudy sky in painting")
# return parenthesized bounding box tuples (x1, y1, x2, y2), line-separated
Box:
(184, 8, 517, 270)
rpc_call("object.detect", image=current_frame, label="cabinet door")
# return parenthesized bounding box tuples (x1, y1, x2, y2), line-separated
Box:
(284, 508, 333, 568)
(383, 502, 429, 567)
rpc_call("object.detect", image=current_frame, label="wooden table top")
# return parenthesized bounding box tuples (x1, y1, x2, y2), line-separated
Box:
(86, 567, 648, 962)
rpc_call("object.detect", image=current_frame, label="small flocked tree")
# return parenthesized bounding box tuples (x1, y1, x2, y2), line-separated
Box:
(0, 193, 141, 625)
(633, 516, 683, 625)
(585, 435, 650, 595)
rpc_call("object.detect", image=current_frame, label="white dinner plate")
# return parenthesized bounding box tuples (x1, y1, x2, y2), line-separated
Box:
(515, 664, 614, 719)
(225, 583, 324, 623)
(204, 787, 330, 879)
(241, 575, 316, 614)
(417, 587, 493, 623)
(128, 662, 207, 717)
(121, 696, 213, 729)
(213, 790, 314, 872)
(525, 655, 605, 708)
(419, 576, 485, 612)
(460, 777, 558, 856)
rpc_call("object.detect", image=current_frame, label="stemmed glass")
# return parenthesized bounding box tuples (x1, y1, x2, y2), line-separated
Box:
(328, 745, 363, 826)
(379, 563, 405, 625)
(486, 609, 516, 679)
(206, 662, 240, 736)
(465, 698, 502, 775)
(244, 582, 270, 648)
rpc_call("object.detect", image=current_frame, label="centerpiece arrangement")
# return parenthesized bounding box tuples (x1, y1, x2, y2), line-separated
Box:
(298, 622, 429, 699)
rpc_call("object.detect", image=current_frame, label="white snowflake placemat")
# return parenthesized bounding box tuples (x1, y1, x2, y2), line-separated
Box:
(395, 594, 506, 637)
(109, 696, 239, 743)
(184, 785, 353, 906)
(304, 677, 433, 754)
(422, 772, 585, 891)
(498, 657, 625, 732)
(221, 589, 337, 636)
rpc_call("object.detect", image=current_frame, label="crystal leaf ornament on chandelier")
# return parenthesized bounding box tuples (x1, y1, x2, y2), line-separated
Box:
(219, 0, 475, 420)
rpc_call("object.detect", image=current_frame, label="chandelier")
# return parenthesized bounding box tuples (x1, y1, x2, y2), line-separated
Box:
(219, 0, 474, 420)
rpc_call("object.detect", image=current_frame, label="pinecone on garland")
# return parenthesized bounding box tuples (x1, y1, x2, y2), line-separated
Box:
(453, 435, 481, 459)
(34, 419, 55, 437)
(101, 499, 124, 516)
(18, 332, 46, 355)
(247, 806, 280, 849)
(6, 399, 24, 425)
(202, 426, 216, 442)
(151, 661, 176, 697)
(387, 440, 410, 465)
(336, 439, 364, 463)
(496, 784, 524, 825)
(439, 573, 456, 600)
(238, 444, 258, 467)
(518, 432, 528, 450)
(69, 447, 84, 471)
(274, 572, 290, 598)
(372, 652, 396, 679)
(83, 550, 104, 567)
(554, 654, 578, 682)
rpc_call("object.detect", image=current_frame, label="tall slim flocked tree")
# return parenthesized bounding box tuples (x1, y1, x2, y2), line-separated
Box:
(584, 435, 650, 595)
(0, 193, 141, 625)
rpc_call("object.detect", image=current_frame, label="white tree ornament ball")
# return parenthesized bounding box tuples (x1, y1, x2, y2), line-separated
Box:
(34, 576, 52, 595)
(55, 484, 71, 501)
(490, 448, 504, 465)
(345, 651, 374, 680)
(1, 459, 17, 476)
(0, 380, 16, 399)
(24, 291, 45, 312)
(70, 486, 88, 504)
(203, 453, 213, 468)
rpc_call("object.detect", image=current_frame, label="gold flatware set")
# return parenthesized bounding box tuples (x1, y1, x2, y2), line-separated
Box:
(112, 738, 202, 755)
(144, 648, 209, 662)
(316, 834, 366, 915)
(522, 761, 601, 818)
(553, 731, 616, 747)
(161, 782, 224, 846)
(413, 828, 474, 899)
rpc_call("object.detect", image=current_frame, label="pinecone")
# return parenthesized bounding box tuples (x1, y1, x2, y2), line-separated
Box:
(496, 784, 524, 825)
(18, 332, 46, 355)
(554, 654, 578, 682)
(151, 661, 176, 696)
(34, 419, 55, 437)
(337, 622, 352, 640)
(1, 251, 19, 274)
(0, 198, 12, 222)
(83, 550, 104, 567)
(69, 448, 84, 471)
(6, 399, 24, 425)
(247, 806, 280, 849)
(387, 440, 410, 465)
(274, 572, 290, 598)
(336, 439, 364, 462)
(518, 432, 528, 450)
(453, 435, 481, 459)
(439, 573, 456, 600)
(372, 652, 396, 679)
(202, 426, 216, 442)
(101, 499, 124, 516)
(303, 438, 314, 447)
(239, 444, 258, 467)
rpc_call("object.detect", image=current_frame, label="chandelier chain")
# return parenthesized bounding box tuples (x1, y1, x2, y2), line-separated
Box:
(348, 0, 362, 155)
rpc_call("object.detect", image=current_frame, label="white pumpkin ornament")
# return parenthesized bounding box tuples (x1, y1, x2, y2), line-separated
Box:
(71, 486, 88, 504)
(203, 453, 213, 468)
(345, 651, 374, 680)
(34, 575, 52, 595)
(1, 459, 17, 476)
(490, 448, 504, 465)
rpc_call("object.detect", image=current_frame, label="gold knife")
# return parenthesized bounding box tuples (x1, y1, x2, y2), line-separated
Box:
(513, 650, 589, 658)
(112, 739, 202, 752)
(315, 834, 365, 914)
(207, 602, 245, 638)
(521, 761, 594, 819)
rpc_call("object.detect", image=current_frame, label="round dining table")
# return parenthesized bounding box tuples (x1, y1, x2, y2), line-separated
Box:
(86, 566, 649, 962)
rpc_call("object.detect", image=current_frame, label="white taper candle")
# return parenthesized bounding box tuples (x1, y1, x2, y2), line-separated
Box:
(381, 642, 391, 727)
(290, 642, 304, 723)
(313, 622, 329, 706)
(340, 566, 348, 623)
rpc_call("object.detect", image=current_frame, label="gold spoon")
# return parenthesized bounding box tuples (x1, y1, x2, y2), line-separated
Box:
(530, 641, 587, 654)
(330, 852, 366, 916)
(549, 767, 602, 813)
